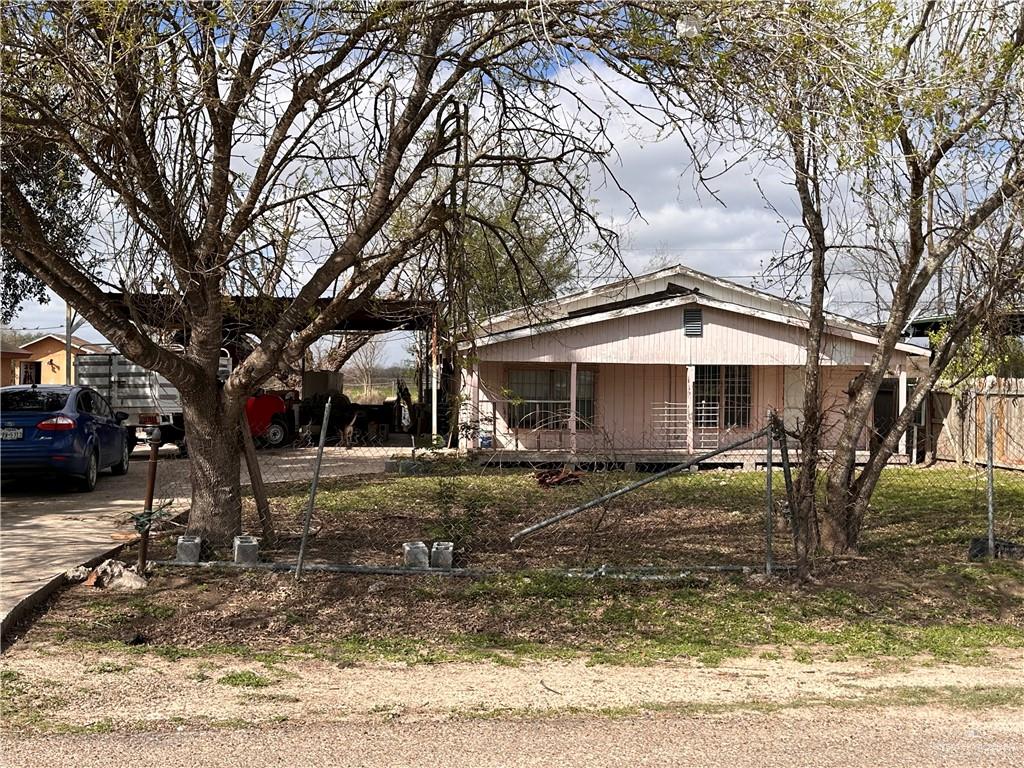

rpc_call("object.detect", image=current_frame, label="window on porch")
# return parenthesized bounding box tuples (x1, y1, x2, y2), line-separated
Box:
(694, 365, 752, 429)
(507, 368, 594, 430)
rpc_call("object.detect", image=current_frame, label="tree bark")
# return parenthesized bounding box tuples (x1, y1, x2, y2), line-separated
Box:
(181, 383, 243, 546)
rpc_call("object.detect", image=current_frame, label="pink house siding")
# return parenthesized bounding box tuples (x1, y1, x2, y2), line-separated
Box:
(471, 362, 871, 452)
(476, 305, 902, 368)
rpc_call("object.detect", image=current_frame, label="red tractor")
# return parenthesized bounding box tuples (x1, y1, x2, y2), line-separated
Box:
(245, 392, 294, 448)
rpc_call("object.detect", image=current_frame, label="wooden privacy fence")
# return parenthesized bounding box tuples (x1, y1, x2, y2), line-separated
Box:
(930, 379, 1024, 469)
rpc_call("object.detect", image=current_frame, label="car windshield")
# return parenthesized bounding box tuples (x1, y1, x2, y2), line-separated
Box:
(1, 390, 69, 412)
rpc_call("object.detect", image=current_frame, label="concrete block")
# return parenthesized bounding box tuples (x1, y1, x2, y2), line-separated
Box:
(176, 536, 202, 564)
(398, 460, 429, 475)
(403, 541, 429, 568)
(233, 535, 259, 565)
(430, 541, 454, 569)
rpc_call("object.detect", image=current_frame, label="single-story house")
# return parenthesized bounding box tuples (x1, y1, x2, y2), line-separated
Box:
(459, 265, 930, 466)
(0, 343, 32, 387)
(13, 334, 107, 386)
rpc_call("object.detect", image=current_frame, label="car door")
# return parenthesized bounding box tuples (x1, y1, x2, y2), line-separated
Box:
(90, 390, 120, 467)
(76, 389, 100, 462)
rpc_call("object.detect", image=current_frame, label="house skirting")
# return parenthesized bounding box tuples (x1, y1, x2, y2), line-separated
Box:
(469, 448, 906, 471)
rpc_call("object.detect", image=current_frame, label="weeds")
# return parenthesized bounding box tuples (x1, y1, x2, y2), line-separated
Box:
(217, 671, 272, 688)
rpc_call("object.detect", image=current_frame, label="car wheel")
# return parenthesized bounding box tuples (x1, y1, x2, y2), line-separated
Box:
(78, 449, 98, 492)
(263, 417, 290, 448)
(111, 437, 130, 476)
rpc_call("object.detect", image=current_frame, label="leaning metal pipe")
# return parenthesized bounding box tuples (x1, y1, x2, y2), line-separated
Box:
(296, 396, 332, 580)
(153, 559, 493, 578)
(509, 426, 772, 545)
(152, 559, 794, 580)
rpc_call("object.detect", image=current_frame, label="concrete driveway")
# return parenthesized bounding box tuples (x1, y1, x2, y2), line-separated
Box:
(1, 446, 396, 635)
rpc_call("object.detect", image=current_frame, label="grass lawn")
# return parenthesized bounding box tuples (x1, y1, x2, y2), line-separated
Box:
(7, 466, 1023, 669)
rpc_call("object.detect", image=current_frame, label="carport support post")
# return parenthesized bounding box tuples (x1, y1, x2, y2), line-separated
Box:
(765, 410, 774, 576)
(431, 318, 439, 445)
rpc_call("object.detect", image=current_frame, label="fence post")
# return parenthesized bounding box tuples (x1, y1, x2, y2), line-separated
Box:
(985, 380, 996, 558)
(765, 409, 774, 576)
(296, 396, 332, 581)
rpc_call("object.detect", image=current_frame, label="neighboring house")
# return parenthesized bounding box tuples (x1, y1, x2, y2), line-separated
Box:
(459, 264, 930, 466)
(13, 334, 107, 386)
(0, 343, 32, 387)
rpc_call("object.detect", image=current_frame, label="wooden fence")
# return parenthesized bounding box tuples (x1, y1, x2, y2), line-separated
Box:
(929, 378, 1024, 469)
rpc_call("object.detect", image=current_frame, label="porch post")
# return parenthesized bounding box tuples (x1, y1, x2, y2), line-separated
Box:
(569, 362, 578, 456)
(898, 368, 908, 456)
(469, 363, 480, 450)
(686, 364, 696, 453)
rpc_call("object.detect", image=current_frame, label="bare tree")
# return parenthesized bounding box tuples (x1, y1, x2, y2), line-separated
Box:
(347, 336, 384, 398)
(598, 0, 1024, 561)
(1, 2, 622, 543)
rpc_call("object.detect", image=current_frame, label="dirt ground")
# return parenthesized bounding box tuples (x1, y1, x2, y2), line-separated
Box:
(2, 648, 1023, 767)
(5, 644, 1024, 728)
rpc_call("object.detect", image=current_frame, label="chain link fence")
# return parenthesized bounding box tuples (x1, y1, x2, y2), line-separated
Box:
(144, 388, 1023, 575)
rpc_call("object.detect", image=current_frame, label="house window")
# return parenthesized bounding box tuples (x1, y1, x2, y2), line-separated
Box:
(694, 364, 752, 429)
(694, 365, 720, 429)
(723, 365, 751, 428)
(507, 368, 595, 430)
(19, 361, 42, 385)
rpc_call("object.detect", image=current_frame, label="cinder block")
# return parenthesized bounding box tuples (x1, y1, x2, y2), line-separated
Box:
(430, 541, 454, 569)
(403, 541, 429, 568)
(233, 535, 259, 565)
(176, 536, 202, 564)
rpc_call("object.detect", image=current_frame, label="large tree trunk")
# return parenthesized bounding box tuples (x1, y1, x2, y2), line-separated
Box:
(181, 381, 243, 547)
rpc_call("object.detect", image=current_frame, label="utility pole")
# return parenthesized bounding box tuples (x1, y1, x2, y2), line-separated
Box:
(64, 304, 86, 385)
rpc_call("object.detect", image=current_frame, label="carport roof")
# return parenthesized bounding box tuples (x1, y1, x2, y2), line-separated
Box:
(102, 293, 436, 334)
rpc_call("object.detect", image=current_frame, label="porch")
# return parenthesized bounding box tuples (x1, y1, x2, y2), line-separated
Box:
(461, 362, 912, 461)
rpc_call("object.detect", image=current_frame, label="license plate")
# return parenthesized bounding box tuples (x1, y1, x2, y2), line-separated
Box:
(0, 427, 24, 440)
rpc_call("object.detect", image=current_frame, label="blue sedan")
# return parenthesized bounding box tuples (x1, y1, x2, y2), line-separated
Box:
(0, 385, 131, 491)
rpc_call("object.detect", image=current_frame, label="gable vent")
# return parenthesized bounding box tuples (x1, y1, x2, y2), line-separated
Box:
(683, 307, 703, 337)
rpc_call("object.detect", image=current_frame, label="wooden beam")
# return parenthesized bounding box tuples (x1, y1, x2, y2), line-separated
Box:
(239, 412, 276, 548)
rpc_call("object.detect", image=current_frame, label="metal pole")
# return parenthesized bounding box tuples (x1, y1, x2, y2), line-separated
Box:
(65, 304, 73, 385)
(775, 415, 799, 556)
(765, 414, 774, 576)
(138, 428, 161, 572)
(431, 319, 439, 445)
(510, 426, 770, 544)
(986, 393, 996, 558)
(296, 396, 332, 580)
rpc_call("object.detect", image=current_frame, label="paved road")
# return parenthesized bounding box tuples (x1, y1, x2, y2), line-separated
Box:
(3, 707, 1021, 768)
(0, 446, 394, 627)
